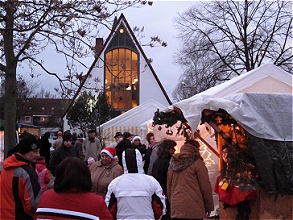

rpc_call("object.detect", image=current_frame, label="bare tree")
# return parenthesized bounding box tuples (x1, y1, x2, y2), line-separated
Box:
(173, 0, 292, 101)
(0, 0, 153, 157)
(33, 88, 57, 98)
(173, 38, 230, 101)
(1, 75, 39, 123)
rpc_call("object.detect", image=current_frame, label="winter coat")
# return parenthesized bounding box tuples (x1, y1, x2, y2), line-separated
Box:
(90, 158, 123, 198)
(36, 189, 113, 220)
(53, 137, 62, 149)
(147, 144, 158, 175)
(73, 138, 84, 159)
(49, 144, 78, 176)
(105, 148, 166, 220)
(0, 153, 42, 219)
(152, 156, 171, 195)
(82, 137, 101, 161)
(40, 136, 52, 165)
(116, 139, 133, 167)
(133, 143, 147, 160)
(152, 156, 172, 220)
(167, 143, 214, 219)
(35, 159, 50, 193)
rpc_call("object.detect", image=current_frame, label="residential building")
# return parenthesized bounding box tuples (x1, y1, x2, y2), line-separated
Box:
(17, 98, 70, 137)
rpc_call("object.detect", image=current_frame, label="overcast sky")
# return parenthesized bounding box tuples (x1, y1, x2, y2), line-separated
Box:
(23, 1, 199, 102)
(121, 0, 198, 101)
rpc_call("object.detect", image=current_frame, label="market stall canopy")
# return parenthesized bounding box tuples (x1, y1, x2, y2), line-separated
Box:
(168, 64, 293, 141)
(100, 99, 167, 144)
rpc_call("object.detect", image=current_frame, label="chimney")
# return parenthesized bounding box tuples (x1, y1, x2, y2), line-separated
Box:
(95, 38, 104, 58)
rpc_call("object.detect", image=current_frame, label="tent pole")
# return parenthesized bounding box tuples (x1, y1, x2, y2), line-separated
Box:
(194, 131, 219, 157)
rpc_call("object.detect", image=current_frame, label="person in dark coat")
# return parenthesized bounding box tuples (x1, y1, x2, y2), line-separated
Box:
(40, 132, 52, 166)
(115, 132, 133, 167)
(152, 139, 177, 220)
(73, 132, 85, 160)
(132, 136, 147, 160)
(143, 132, 158, 175)
(49, 133, 78, 176)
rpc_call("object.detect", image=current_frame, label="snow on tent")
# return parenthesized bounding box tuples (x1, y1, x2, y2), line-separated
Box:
(154, 64, 292, 218)
(99, 99, 167, 146)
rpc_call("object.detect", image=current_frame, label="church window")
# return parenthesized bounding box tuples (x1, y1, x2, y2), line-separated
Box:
(105, 24, 139, 113)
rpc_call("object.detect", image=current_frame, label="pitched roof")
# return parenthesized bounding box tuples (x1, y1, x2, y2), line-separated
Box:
(62, 14, 172, 118)
(19, 98, 70, 116)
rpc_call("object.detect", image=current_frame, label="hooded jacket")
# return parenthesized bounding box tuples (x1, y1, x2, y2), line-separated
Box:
(90, 158, 123, 198)
(115, 138, 133, 167)
(1, 153, 41, 219)
(35, 158, 50, 193)
(105, 148, 166, 220)
(167, 143, 214, 219)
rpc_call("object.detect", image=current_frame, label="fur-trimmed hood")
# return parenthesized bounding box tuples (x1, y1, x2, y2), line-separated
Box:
(169, 143, 202, 172)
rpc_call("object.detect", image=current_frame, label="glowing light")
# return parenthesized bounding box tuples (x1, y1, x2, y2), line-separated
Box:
(198, 139, 216, 167)
(148, 127, 154, 133)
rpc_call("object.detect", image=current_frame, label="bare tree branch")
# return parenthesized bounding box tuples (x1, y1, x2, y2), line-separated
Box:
(172, 0, 292, 101)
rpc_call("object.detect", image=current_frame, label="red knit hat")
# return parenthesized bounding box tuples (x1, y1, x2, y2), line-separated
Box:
(101, 147, 116, 158)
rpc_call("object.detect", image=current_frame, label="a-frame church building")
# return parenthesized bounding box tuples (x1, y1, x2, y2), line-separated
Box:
(62, 14, 172, 132)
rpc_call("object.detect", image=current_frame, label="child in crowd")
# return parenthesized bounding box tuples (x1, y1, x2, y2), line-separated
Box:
(35, 156, 50, 193)
(87, 156, 95, 168)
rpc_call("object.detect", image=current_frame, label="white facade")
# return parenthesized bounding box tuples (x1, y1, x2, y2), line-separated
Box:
(63, 14, 171, 132)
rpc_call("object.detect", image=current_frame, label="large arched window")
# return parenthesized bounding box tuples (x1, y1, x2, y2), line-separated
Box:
(105, 25, 139, 113)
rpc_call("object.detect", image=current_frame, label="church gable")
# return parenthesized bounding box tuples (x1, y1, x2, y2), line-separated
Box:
(106, 23, 139, 53)
(62, 14, 171, 129)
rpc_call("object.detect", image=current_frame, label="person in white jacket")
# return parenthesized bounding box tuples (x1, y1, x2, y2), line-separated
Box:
(105, 148, 166, 220)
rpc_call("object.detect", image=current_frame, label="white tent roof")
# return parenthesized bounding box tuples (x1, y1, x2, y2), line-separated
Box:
(169, 64, 293, 141)
(100, 99, 167, 130)
(100, 99, 167, 145)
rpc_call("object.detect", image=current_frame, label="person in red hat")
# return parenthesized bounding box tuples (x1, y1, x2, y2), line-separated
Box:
(90, 146, 123, 199)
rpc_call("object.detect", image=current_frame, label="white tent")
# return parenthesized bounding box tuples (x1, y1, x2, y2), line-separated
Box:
(165, 64, 292, 216)
(169, 64, 293, 141)
(99, 99, 167, 146)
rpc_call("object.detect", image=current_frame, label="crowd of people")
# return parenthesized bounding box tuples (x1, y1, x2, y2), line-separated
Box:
(0, 129, 214, 220)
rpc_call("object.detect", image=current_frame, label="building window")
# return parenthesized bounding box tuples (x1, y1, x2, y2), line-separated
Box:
(105, 24, 139, 112)
(105, 48, 139, 111)
(25, 116, 31, 122)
